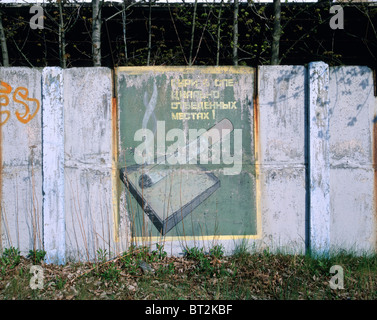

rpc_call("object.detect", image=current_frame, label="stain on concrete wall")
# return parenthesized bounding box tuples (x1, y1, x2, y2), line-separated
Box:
(329, 66, 377, 253)
(63, 68, 118, 261)
(257, 65, 307, 254)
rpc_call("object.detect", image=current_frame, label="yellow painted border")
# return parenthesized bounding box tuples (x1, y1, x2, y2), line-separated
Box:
(116, 66, 254, 75)
(117, 66, 262, 243)
(133, 234, 260, 243)
(253, 71, 263, 242)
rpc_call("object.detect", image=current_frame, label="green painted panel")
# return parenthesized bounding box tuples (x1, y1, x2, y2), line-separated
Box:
(117, 66, 257, 239)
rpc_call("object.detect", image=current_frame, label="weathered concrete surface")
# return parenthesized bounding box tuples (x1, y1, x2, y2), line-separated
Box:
(42, 67, 65, 264)
(0, 67, 43, 255)
(328, 66, 377, 253)
(0, 67, 125, 262)
(63, 68, 119, 261)
(308, 62, 330, 255)
(256, 65, 307, 253)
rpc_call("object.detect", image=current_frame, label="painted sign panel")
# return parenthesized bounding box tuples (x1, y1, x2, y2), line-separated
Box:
(117, 66, 258, 240)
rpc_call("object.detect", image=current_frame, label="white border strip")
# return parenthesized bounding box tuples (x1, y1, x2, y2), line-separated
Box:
(308, 61, 330, 255)
(42, 67, 65, 264)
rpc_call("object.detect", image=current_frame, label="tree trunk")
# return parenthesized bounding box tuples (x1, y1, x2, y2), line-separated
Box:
(147, 0, 152, 66)
(122, 0, 128, 63)
(92, 0, 102, 66)
(189, 0, 198, 66)
(271, 0, 281, 65)
(232, 0, 239, 66)
(58, 0, 66, 68)
(216, 0, 224, 66)
(0, 11, 9, 67)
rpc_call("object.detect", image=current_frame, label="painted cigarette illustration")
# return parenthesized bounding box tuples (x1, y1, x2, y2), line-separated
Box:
(138, 118, 233, 189)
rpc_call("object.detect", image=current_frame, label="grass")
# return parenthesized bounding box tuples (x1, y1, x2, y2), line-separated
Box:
(0, 244, 376, 300)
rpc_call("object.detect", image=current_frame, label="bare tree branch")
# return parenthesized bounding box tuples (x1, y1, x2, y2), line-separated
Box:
(167, 0, 188, 65)
(233, 0, 239, 66)
(147, 0, 152, 66)
(0, 11, 9, 66)
(189, 0, 198, 66)
(92, 0, 102, 66)
(271, 0, 281, 65)
(192, 4, 213, 65)
(58, 0, 67, 68)
(216, 0, 224, 66)
(12, 38, 33, 67)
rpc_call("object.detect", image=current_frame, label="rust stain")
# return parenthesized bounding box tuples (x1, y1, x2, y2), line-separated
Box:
(112, 97, 118, 162)
(0, 81, 11, 126)
(111, 95, 120, 243)
(0, 120, 2, 252)
(373, 114, 377, 250)
(253, 68, 260, 164)
(253, 68, 262, 237)
(253, 94, 260, 162)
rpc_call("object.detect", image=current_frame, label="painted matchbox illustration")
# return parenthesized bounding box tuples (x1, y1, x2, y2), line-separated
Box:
(120, 165, 220, 236)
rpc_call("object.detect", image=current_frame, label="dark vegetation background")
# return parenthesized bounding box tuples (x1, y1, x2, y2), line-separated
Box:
(0, 1, 376, 70)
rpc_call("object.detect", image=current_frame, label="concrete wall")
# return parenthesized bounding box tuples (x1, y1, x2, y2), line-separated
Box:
(0, 68, 43, 255)
(256, 65, 307, 254)
(1, 67, 123, 263)
(328, 66, 377, 253)
(0, 63, 376, 263)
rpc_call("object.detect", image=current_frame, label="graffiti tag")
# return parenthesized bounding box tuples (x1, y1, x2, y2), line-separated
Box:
(0, 81, 40, 126)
